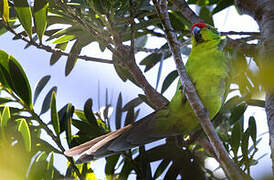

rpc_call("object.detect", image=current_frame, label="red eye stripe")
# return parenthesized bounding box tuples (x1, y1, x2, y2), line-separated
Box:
(191, 22, 208, 32)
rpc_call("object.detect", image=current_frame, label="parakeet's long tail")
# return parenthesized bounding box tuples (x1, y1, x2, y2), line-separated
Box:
(64, 111, 176, 163)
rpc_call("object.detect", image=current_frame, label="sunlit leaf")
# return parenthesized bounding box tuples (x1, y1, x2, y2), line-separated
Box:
(13, 0, 32, 38)
(47, 152, 54, 179)
(0, 0, 9, 23)
(33, 0, 48, 42)
(17, 118, 31, 152)
(50, 91, 60, 136)
(1, 106, 10, 128)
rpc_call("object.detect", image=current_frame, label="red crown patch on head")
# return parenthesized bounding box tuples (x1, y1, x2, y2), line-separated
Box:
(191, 22, 208, 32)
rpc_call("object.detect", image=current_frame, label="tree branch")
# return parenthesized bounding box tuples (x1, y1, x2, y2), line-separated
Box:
(169, 0, 258, 57)
(0, 21, 113, 64)
(152, 0, 244, 179)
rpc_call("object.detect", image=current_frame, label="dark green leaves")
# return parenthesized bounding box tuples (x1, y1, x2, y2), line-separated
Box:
(40, 86, 57, 115)
(115, 93, 123, 130)
(33, 75, 50, 105)
(161, 70, 178, 93)
(65, 40, 81, 76)
(0, 50, 32, 108)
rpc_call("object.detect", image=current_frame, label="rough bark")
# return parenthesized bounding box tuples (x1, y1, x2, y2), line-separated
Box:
(235, 0, 274, 175)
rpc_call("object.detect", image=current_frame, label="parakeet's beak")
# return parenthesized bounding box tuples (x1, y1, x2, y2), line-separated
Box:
(192, 26, 202, 42)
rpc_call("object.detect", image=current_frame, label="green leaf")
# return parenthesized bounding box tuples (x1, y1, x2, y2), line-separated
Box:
(13, 0, 32, 38)
(124, 107, 134, 126)
(9, 56, 32, 108)
(33, 0, 48, 42)
(65, 103, 74, 145)
(50, 42, 68, 65)
(212, 0, 234, 14)
(52, 34, 75, 44)
(229, 103, 247, 125)
(84, 98, 97, 126)
(17, 118, 31, 152)
(231, 122, 241, 158)
(115, 93, 122, 130)
(65, 40, 81, 76)
(33, 75, 50, 104)
(122, 97, 143, 112)
(40, 86, 57, 115)
(105, 154, 120, 180)
(140, 53, 163, 72)
(248, 116, 257, 144)
(161, 70, 178, 93)
(0, 50, 13, 89)
(199, 6, 213, 26)
(154, 159, 171, 179)
(47, 152, 54, 179)
(1, 106, 10, 128)
(0, 0, 9, 23)
(50, 91, 60, 136)
(241, 130, 249, 159)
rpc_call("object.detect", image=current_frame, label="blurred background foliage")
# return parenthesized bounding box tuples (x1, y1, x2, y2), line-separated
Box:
(0, 0, 267, 179)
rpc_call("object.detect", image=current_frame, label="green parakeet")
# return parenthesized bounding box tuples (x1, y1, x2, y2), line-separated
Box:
(64, 22, 229, 163)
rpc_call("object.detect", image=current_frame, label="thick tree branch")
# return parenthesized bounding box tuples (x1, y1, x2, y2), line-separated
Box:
(153, 0, 244, 179)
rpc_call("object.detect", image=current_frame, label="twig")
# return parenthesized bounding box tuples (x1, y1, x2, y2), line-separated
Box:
(7, 90, 82, 178)
(152, 0, 244, 179)
(0, 21, 113, 64)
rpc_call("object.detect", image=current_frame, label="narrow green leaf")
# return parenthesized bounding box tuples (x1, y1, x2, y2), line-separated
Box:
(241, 130, 249, 159)
(154, 159, 171, 179)
(13, 0, 32, 38)
(248, 116, 257, 144)
(47, 152, 54, 179)
(84, 98, 97, 125)
(161, 70, 178, 93)
(17, 118, 31, 152)
(33, 75, 51, 104)
(52, 34, 75, 44)
(124, 108, 134, 126)
(156, 53, 164, 90)
(122, 97, 143, 112)
(50, 91, 60, 136)
(140, 53, 163, 72)
(212, 0, 234, 14)
(231, 122, 241, 157)
(1, 106, 10, 128)
(9, 56, 32, 108)
(65, 40, 81, 76)
(65, 103, 74, 145)
(40, 86, 57, 115)
(115, 93, 122, 130)
(0, 50, 13, 89)
(33, 0, 48, 42)
(50, 42, 68, 65)
(0, 0, 9, 23)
